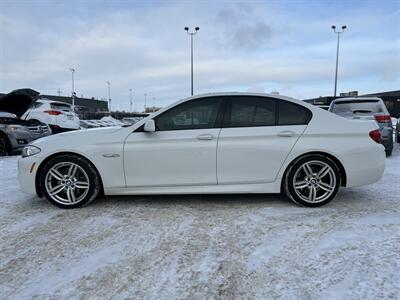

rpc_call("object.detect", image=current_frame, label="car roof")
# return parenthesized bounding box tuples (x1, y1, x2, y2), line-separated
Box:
(189, 92, 297, 102)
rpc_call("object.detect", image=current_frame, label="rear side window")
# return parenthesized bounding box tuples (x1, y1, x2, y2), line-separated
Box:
(51, 103, 72, 111)
(228, 97, 276, 127)
(277, 101, 311, 125)
(330, 100, 385, 115)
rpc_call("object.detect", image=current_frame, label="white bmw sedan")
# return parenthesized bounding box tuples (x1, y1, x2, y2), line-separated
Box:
(18, 93, 385, 208)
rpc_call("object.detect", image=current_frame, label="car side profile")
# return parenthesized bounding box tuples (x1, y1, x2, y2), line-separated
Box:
(22, 99, 80, 133)
(18, 93, 385, 208)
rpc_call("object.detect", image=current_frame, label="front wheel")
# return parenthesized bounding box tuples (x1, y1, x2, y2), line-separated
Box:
(284, 155, 341, 207)
(40, 154, 101, 208)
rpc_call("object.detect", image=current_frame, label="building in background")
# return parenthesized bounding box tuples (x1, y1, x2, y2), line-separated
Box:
(303, 90, 400, 117)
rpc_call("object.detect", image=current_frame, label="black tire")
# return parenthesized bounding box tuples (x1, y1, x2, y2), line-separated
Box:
(283, 154, 341, 207)
(0, 133, 11, 156)
(40, 154, 101, 208)
(386, 149, 393, 156)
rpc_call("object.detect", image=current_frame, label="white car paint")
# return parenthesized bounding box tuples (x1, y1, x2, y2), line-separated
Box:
(18, 92, 385, 199)
(22, 99, 80, 131)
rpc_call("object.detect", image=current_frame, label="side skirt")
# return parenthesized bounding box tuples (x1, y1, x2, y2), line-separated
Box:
(104, 181, 282, 196)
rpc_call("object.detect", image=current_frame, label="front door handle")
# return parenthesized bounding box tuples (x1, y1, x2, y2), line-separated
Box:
(196, 134, 214, 140)
(277, 131, 295, 137)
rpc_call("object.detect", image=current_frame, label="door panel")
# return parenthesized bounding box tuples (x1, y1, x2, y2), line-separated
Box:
(124, 129, 221, 187)
(217, 125, 306, 184)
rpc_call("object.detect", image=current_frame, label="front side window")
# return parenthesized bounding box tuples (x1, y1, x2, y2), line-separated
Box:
(155, 97, 222, 131)
(227, 97, 276, 127)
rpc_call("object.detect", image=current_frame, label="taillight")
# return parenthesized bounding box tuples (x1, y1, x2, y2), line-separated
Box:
(44, 110, 63, 116)
(369, 129, 381, 144)
(374, 115, 391, 123)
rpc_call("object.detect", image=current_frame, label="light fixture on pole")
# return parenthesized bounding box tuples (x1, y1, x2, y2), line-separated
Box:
(184, 26, 200, 96)
(106, 81, 111, 112)
(69, 68, 75, 110)
(144, 93, 147, 112)
(129, 89, 133, 113)
(331, 25, 347, 97)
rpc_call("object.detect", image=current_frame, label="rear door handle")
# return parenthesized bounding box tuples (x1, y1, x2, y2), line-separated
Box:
(196, 134, 214, 140)
(277, 131, 295, 137)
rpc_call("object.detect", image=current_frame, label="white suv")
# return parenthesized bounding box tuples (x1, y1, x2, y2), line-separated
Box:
(22, 99, 80, 133)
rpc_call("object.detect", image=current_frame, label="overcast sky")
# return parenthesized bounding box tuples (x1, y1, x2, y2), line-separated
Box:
(1, 0, 399, 111)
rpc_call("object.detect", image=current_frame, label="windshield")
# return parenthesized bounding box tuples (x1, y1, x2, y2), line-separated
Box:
(330, 100, 384, 116)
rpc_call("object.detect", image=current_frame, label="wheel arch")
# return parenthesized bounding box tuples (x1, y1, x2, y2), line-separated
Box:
(281, 151, 347, 192)
(0, 130, 12, 155)
(35, 151, 104, 197)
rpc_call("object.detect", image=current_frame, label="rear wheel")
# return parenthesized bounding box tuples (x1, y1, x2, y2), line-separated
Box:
(0, 134, 11, 156)
(284, 154, 341, 207)
(40, 154, 101, 208)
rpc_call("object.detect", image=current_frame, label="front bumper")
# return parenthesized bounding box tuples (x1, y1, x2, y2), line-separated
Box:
(18, 155, 42, 195)
(7, 128, 51, 153)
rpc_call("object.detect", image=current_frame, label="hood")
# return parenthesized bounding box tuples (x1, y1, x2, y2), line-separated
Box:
(31, 126, 123, 147)
(0, 88, 40, 118)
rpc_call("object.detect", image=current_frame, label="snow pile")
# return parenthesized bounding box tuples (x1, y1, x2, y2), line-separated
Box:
(1, 145, 400, 298)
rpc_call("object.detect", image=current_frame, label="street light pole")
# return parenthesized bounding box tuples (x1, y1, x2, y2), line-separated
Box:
(106, 81, 111, 112)
(331, 25, 347, 97)
(129, 89, 133, 113)
(69, 68, 75, 110)
(184, 26, 200, 96)
(144, 93, 147, 112)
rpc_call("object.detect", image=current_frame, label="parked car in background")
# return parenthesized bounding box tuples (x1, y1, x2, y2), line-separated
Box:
(0, 89, 51, 156)
(329, 97, 393, 155)
(316, 105, 330, 111)
(19, 92, 385, 209)
(22, 99, 80, 133)
(122, 116, 147, 125)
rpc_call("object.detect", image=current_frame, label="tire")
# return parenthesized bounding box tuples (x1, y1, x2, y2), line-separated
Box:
(386, 149, 392, 156)
(283, 154, 341, 207)
(0, 133, 11, 156)
(40, 154, 101, 208)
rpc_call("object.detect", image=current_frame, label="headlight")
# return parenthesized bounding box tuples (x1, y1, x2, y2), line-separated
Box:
(21, 145, 41, 158)
(6, 124, 24, 131)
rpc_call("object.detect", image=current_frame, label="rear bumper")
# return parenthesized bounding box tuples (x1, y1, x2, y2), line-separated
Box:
(381, 136, 393, 151)
(342, 144, 386, 188)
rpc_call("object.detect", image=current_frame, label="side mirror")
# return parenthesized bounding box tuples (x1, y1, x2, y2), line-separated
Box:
(143, 119, 156, 132)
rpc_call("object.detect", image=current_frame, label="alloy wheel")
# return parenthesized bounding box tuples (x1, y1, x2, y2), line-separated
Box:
(44, 162, 90, 205)
(292, 160, 337, 204)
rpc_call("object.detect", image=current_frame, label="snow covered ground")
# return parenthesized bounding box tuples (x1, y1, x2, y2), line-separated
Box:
(1, 145, 400, 299)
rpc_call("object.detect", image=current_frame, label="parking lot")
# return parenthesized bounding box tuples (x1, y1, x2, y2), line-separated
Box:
(0, 144, 399, 299)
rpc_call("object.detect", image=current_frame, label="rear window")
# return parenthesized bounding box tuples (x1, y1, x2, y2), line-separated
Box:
(50, 103, 72, 111)
(330, 100, 384, 115)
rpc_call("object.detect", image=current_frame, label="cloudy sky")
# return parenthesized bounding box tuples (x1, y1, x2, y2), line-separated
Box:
(0, 0, 399, 111)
